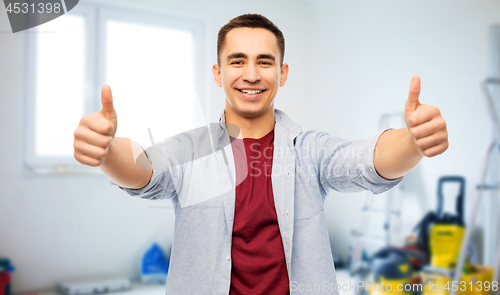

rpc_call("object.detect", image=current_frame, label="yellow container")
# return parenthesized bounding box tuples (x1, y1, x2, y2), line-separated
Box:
(422, 264, 495, 295)
(430, 224, 465, 269)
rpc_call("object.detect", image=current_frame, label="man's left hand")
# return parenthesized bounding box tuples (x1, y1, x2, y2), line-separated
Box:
(404, 76, 449, 157)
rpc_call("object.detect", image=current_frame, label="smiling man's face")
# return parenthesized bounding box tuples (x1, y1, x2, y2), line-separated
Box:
(213, 27, 289, 120)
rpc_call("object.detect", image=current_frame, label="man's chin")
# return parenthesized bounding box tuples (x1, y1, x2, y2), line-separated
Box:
(233, 107, 269, 119)
(225, 98, 273, 119)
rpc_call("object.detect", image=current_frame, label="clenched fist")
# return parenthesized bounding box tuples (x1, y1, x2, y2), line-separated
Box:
(404, 76, 449, 157)
(73, 85, 117, 167)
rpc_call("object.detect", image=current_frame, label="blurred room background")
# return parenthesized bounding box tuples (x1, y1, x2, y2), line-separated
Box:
(1, 0, 499, 294)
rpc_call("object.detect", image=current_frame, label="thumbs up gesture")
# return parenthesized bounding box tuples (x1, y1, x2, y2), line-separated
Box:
(74, 85, 118, 167)
(404, 76, 448, 157)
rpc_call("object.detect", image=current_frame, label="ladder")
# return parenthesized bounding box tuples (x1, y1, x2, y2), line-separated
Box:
(349, 113, 406, 275)
(450, 78, 500, 295)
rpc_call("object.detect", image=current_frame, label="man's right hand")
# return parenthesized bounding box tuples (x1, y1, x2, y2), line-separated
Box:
(73, 85, 118, 167)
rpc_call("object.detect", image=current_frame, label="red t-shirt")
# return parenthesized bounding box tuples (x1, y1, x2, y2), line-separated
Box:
(229, 129, 290, 295)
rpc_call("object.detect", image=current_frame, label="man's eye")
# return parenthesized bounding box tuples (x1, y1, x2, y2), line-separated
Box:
(260, 61, 272, 65)
(232, 61, 243, 65)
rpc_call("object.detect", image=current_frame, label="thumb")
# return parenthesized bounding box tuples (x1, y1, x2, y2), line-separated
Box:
(100, 85, 117, 122)
(404, 76, 421, 122)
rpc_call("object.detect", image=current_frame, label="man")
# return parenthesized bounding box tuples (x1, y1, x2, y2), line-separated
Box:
(73, 14, 448, 294)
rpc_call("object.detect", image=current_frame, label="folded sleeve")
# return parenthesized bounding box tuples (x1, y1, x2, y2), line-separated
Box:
(109, 138, 183, 201)
(309, 130, 403, 194)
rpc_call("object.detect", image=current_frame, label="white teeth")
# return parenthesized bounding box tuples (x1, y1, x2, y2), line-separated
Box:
(240, 89, 263, 95)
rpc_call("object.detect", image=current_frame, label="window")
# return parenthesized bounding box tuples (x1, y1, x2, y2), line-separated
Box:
(25, 3, 207, 173)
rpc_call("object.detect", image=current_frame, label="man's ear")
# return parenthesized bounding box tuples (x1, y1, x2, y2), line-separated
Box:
(280, 63, 289, 87)
(212, 64, 222, 87)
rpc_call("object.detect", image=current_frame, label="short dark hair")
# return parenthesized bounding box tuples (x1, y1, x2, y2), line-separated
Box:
(217, 14, 285, 65)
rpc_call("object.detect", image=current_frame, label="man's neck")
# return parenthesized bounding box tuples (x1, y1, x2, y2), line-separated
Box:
(224, 107, 275, 139)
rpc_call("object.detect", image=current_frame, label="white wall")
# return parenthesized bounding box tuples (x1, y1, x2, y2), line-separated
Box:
(303, 0, 500, 265)
(0, 0, 309, 292)
(1, 0, 499, 292)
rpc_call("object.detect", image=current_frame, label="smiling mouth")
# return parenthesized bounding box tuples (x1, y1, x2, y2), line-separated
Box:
(237, 89, 266, 95)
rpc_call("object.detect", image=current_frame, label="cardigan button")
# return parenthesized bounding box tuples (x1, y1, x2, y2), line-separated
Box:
(226, 255, 231, 261)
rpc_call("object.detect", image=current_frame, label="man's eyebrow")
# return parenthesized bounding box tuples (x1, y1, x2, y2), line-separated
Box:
(226, 53, 276, 62)
(257, 54, 276, 61)
(227, 53, 247, 61)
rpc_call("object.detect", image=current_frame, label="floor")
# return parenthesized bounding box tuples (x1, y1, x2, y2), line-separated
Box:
(336, 269, 359, 295)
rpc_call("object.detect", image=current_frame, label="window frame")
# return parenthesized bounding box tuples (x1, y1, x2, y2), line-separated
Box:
(23, 2, 207, 174)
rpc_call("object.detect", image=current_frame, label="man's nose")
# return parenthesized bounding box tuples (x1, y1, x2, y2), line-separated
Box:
(242, 63, 261, 83)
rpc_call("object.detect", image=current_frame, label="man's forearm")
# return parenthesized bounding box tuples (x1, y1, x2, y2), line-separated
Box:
(373, 128, 423, 180)
(99, 137, 153, 189)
